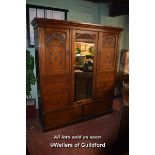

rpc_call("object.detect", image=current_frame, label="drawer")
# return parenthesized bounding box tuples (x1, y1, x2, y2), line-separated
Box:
(83, 100, 112, 116)
(42, 105, 82, 129)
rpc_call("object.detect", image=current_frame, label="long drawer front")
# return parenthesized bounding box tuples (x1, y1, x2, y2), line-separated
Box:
(42, 105, 83, 130)
(83, 99, 113, 116)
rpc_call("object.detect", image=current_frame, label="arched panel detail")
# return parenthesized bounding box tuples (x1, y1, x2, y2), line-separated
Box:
(75, 33, 96, 40)
(46, 32, 65, 45)
(102, 36, 115, 48)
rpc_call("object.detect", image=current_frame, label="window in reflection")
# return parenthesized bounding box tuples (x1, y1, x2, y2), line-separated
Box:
(74, 42, 94, 101)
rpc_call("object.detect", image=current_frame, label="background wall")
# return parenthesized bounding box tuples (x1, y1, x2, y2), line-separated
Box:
(26, 0, 129, 108)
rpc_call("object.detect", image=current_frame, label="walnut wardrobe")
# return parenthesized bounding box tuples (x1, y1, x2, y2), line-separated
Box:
(32, 18, 122, 131)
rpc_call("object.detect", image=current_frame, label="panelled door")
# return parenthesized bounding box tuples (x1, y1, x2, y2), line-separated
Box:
(96, 32, 119, 99)
(40, 28, 70, 112)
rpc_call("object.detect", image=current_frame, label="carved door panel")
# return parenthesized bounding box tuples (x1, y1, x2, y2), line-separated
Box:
(96, 32, 119, 99)
(41, 28, 70, 112)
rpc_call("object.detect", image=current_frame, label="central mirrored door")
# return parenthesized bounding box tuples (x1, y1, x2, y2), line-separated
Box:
(73, 31, 97, 102)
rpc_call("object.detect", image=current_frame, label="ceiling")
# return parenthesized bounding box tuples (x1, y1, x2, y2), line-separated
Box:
(85, 0, 129, 17)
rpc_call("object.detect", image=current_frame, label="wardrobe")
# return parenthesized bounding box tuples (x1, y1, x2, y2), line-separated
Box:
(32, 18, 122, 131)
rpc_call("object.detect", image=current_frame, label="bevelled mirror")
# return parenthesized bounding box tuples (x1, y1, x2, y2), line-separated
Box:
(74, 32, 96, 102)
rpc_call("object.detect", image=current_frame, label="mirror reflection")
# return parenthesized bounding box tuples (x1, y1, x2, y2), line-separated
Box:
(74, 42, 94, 101)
